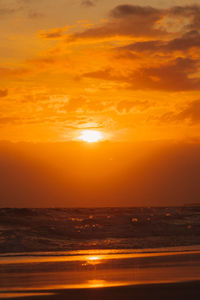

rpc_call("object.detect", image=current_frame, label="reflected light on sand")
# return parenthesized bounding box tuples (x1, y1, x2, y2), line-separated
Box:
(87, 280, 106, 288)
(1, 249, 200, 265)
(0, 293, 54, 298)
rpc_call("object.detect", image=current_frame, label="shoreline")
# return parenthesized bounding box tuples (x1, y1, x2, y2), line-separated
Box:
(1, 247, 200, 294)
(1, 281, 200, 300)
(1, 244, 200, 256)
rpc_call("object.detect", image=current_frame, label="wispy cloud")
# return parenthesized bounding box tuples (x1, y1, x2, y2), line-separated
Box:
(81, 0, 96, 7)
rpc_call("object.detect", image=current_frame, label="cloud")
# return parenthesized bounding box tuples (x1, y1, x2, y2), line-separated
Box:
(166, 30, 200, 52)
(0, 67, 29, 79)
(84, 68, 116, 81)
(71, 5, 200, 92)
(109, 5, 160, 18)
(67, 4, 200, 43)
(15, 3, 200, 97)
(117, 100, 150, 113)
(118, 30, 200, 54)
(83, 57, 200, 91)
(63, 96, 107, 113)
(169, 5, 200, 31)
(128, 57, 200, 91)
(39, 28, 65, 39)
(28, 10, 44, 19)
(0, 7, 16, 16)
(61, 95, 151, 115)
(69, 4, 166, 41)
(177, 100, 200, 123)
(163, 100, 200, 124)
(81, 0, 96, 7)
(28, 56, 56, 69)
(0, 89, 8, 97)
(0, 0, 45, 18)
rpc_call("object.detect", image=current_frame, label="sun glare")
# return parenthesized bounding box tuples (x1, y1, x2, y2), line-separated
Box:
(88, 256, 100, 261)
(78, 130, 103, 143)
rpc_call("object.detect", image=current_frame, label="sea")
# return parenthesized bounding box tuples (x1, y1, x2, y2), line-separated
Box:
(0, 207, 200, 253)
(0, 207, 200, 296)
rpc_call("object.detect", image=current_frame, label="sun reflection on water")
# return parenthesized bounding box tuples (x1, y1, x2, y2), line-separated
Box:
(87, 280, 107, 288)
(88, 256, 100, 261)
(82, 256, 102, 266)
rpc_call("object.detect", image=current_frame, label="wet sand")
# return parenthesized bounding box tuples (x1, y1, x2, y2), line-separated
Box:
(1, 281, 200, 300)
(1, 248, 200, 299)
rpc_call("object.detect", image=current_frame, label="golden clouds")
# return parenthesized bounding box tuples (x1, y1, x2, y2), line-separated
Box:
(68, 5, 200, 92)
(70, 5, 165, 41)
(83, 58, 200, 91)
(69, 4, 200, 41)
(161, 99, 200, 124)
(39, 26, 71, 40)
(1, 2, 200, 142)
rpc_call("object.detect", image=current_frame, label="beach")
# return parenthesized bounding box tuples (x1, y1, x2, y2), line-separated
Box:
(1, 281, 200, 300)
(1, 247, 200, 299)
(1, 208, 200, 299)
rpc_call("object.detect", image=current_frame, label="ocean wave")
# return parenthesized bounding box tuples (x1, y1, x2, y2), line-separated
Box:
(0, 207, 200, 254)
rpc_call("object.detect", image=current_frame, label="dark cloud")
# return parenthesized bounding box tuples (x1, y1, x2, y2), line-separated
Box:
(81, 0, 96, 7)
(0, 7, 16, 16)
(84, 68, 116, 81)
(118, 30, 200, 54)
(28, 10, 44, 18)
(75, 5, 200, 92)
(40, 29, 64, 39)
(84, 57, 200, 91)
(69, 4, 200, 42)
(173, 100, 200, 124)
(70, 5, 165, 41)
(0, 89, 8, 97)
(0, 0, 44, 18)
(118, 40, 163, 53)
(130, 57, 200, 91)
(109, 5, 160, 18)
(167, 30, 200, 51)
(160, 99, 200, 125)
(169, 5, 200, 15)
(169, 5, 200, 31)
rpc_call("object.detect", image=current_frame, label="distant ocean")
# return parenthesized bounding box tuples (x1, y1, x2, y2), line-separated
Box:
(0, 207, 200, 253)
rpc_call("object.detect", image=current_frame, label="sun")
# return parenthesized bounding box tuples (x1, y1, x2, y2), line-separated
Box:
(78, 130, 103, 143)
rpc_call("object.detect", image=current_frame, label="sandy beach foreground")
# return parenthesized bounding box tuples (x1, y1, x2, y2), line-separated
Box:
(0, 281, 200, 300)
(1, 247, 200, 299)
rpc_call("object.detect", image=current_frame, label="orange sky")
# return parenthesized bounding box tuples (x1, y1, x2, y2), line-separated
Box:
(1, 0, 200, 142)
(1, 1, 200, 206)
(0, 140, 200, 207)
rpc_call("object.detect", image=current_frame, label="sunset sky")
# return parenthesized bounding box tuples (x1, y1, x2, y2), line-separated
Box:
(1, 0, 200, 207)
